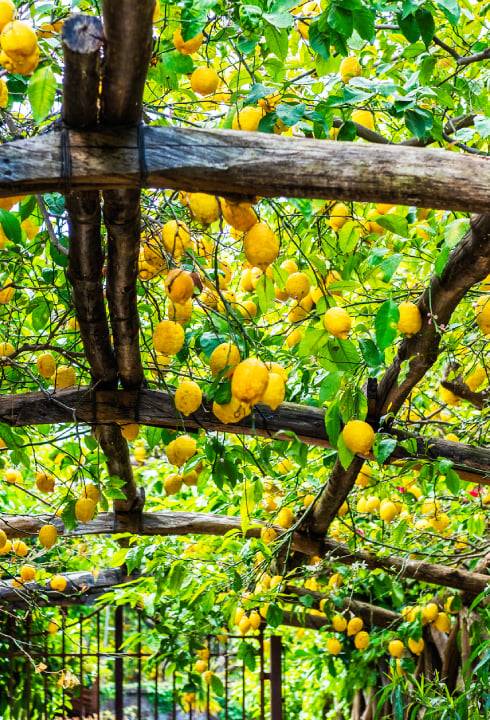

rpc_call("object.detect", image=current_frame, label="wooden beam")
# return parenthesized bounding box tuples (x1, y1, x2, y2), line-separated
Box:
(0, 510, 487, 593)
(1, 127, 490, 213)
(0, 387, 488, 481)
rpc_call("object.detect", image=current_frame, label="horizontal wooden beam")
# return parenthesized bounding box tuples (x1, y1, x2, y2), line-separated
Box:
(0, 510, 488, 594)
(0, 387, 489, 481)
(1, 126, 490, 212)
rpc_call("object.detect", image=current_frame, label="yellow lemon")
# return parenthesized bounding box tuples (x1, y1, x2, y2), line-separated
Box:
(243, 223, 279, 269)
(388, 639, 404, 657)
(37, 353, 56, 378)
(342, 420, 375, 454)
(153, 320, 185, 355)
(232, 106, 265, 131)
(261, 372, 285, 410)
(50, 574, 67, 592)
(397, 302, 422, 336)
(174, 380, 202, 415)
(38, 524, 58, 549)
(231, 358, 269, 405)
(323, 307, 351, 339)
(173, 27, 203, 55)
(191, 66, 220, 96)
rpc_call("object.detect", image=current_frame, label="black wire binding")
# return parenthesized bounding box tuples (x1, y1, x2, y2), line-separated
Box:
(60, 125, 72, 196)
(137, 122, 148, 188)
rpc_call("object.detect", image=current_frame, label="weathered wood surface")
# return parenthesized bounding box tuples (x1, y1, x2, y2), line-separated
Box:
(0, 387, 488, 481)
(0, 568, 127, 607)
(0, 127, 489, 212)
(0, 510, 488, 592)
(283, 585, 402, 629)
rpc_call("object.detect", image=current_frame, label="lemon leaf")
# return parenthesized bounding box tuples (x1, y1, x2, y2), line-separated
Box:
(28, 67, 56, 124)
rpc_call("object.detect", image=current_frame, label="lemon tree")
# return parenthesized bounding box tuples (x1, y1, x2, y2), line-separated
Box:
(0, 0, 489, 718)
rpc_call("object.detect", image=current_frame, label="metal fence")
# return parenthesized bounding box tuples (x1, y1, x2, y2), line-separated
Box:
(0, 606, 283, 720)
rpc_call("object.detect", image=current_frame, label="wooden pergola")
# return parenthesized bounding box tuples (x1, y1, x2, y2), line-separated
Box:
(0, 0, 489, 661)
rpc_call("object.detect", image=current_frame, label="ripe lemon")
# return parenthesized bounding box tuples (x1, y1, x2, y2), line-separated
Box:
(37, 352, 56, 378)
(237, 299, 257, 319)
(221, 200, 258, 231)
(475, 296, 490, 334)
(53, 366, 76, 389)
(342, 420, 375, 454)
(347, 617, 363, 635)
(35, 471, 55, 493)
(188, 192, 220, 225)
(0, 277, 14, 304)
(422, 603, 439, 624)
(75, 497, 96, 523)
(213, 396, 251, 424)
(182, 469, 199, 486)
(328, 203, 349, 231)
(164, 474, 183, 495)
(434, 611, 451, 633)
(0, 341, 13, 356)
(355, 465, 371, 487)
(167, 299, 193, 325)
(0, 1, 14, 33)
(466, 365, 487, 391)
(239, 616, 251, 635)
(286, 328, 303, 347)
(173, 27, 203, 55)
(174, 380, 202, 415)
(332, 614, 347, 632)
(165, 269, 195, 303)
(4, 468, 20, 484)
(388, 640, 404, 658)
(379, 501, 398, 523)
(285, 272, 310, 300)
(276, 507, 294, 529)
(281, 259, 298, 274)
(82, 484, 100, 503)
(50, 574, 67, 592)
(340, 56, 361, 83)
(243, 223, 279, 269)
(231, 358, 269, 405)
(191, 66, 220, 96)
(326, 637, 342, 655)
(365, 496, 380, 513)
(0, 539, 11, 554)
(408, 637, 424, 655)
(354, 631, 370, 650)
(323, 307, 351, 339)
(20, 564, 36, 582)
(444, 596, 459, 615)
(166, 434, 197, 466)
(12, 539, 28, 557)
(1, 20, 38, 61)
(351, 110, 374, 131)
(430, 513, 450, 532)
(161, 219, 191, 258)
(261, 527, 277, 544)
(0, 529, 6, 549)
(397, 302, 422, 336)
(38, 524, 58, 549)
(249, 610, 262, 629)
(120, 423, 139, 441)
(439, 385, 461, 407)
(328, 572, 343, 589)
(209, 342, 240, 377)
(232, 106, 265, 131)
(261, 372, 285, 410)
(153, 320, 185, 355)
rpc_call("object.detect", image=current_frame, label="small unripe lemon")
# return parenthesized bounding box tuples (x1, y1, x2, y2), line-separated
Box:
(12, 539, 28, 556)
(342, 420, 375, 454)
(347, 617, 363, 636)
(276, 507, 295, 529)
(38, 524, 58, 549)
(327, 637, 342, 655)
(408, 637, 424, 655)
(243, 223, 279, 269)
(354, 631, 370, 650)
(261, 372, 285, 410)
(209, 342, 240, 378)
(231, 358, 269, 405)
(37, 352, 56, 378)
(388, 640, 404, 658)
(153, 320, 185, 355)
(191, 66, 220, 96)
(75, 497, 96, 524)
(397, 302, 422, 336)
(172, 27, 203, 55)
(174, 380, 202, 416)
(323, 307, 351, 339)
(332, 614, 347, 632)
(50, 574, 67, 592)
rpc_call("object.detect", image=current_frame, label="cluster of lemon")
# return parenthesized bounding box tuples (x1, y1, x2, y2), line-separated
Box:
(193, 645, 216, 684)
(0, 1, 39, 76)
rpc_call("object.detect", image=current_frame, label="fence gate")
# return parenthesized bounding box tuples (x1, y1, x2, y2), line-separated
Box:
(0, 605, 283, 720)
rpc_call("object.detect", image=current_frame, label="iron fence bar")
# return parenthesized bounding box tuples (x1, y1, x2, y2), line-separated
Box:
(44, 629, 48, 720)
(270, 636, 283, 720)
(242, 650, 245, 720)
(97, 609, 101, 720)
(114, 605, 124, 720)
(172, 670, 176, 720)
(224, 636, 229, 720)
(137, 612, 142, 720)
(79, 612, 85, 719)
(154, 661, 158, 720)
(259, 627, 265, 720)
(26, 613, 32, 720)
(61, 608, 66, 720)
(7, 613, 13, 719)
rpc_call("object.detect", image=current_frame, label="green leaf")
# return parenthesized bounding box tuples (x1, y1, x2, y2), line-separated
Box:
(110, 547, 128, 568)
(327, 6, 353, 37)
(405, 107, 433, 138)
(309, 21, 331, 60)
(298, 328, 329, 357)
(266, 603, 284, 627)
(319, 371, 343, 403)
(352, 7, 375, 41)
(210, 674, 224, 697)
(167, 561, 185, 596)
(359, 338, 384, 369)
(436, 0, 460, 24)
(246, 83, 269, 103)
(162, 51, 194, 74)
(325, 399, 341, 447)
(31, 301, 50, 332)
(0, 424, 21, 448)
(276, 102, 306, 126)
(61, 499, 77, 532)
(434, 245, 450, 276)
(373, 435, 397, 464)
(264, 11, 293, 28)
(415, 8, 435, 48)
(338, 221, 360, 252)
(28, 67, 56, 124)
(397, 12, 420, 43)
(256, 273, 275, 313)
(375, 300, 399, 352)
(339, 387, 355, 423)
(445, 467, 460, 495)
(337, 433, 355, 469)
(0, 210, 21, 244)
(373, 214, 409, 238)
(199, 332, 226, 358)
(264, 24, 289, 60)
(326, 338, 360, 372)
(337, 120, 357, 141)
